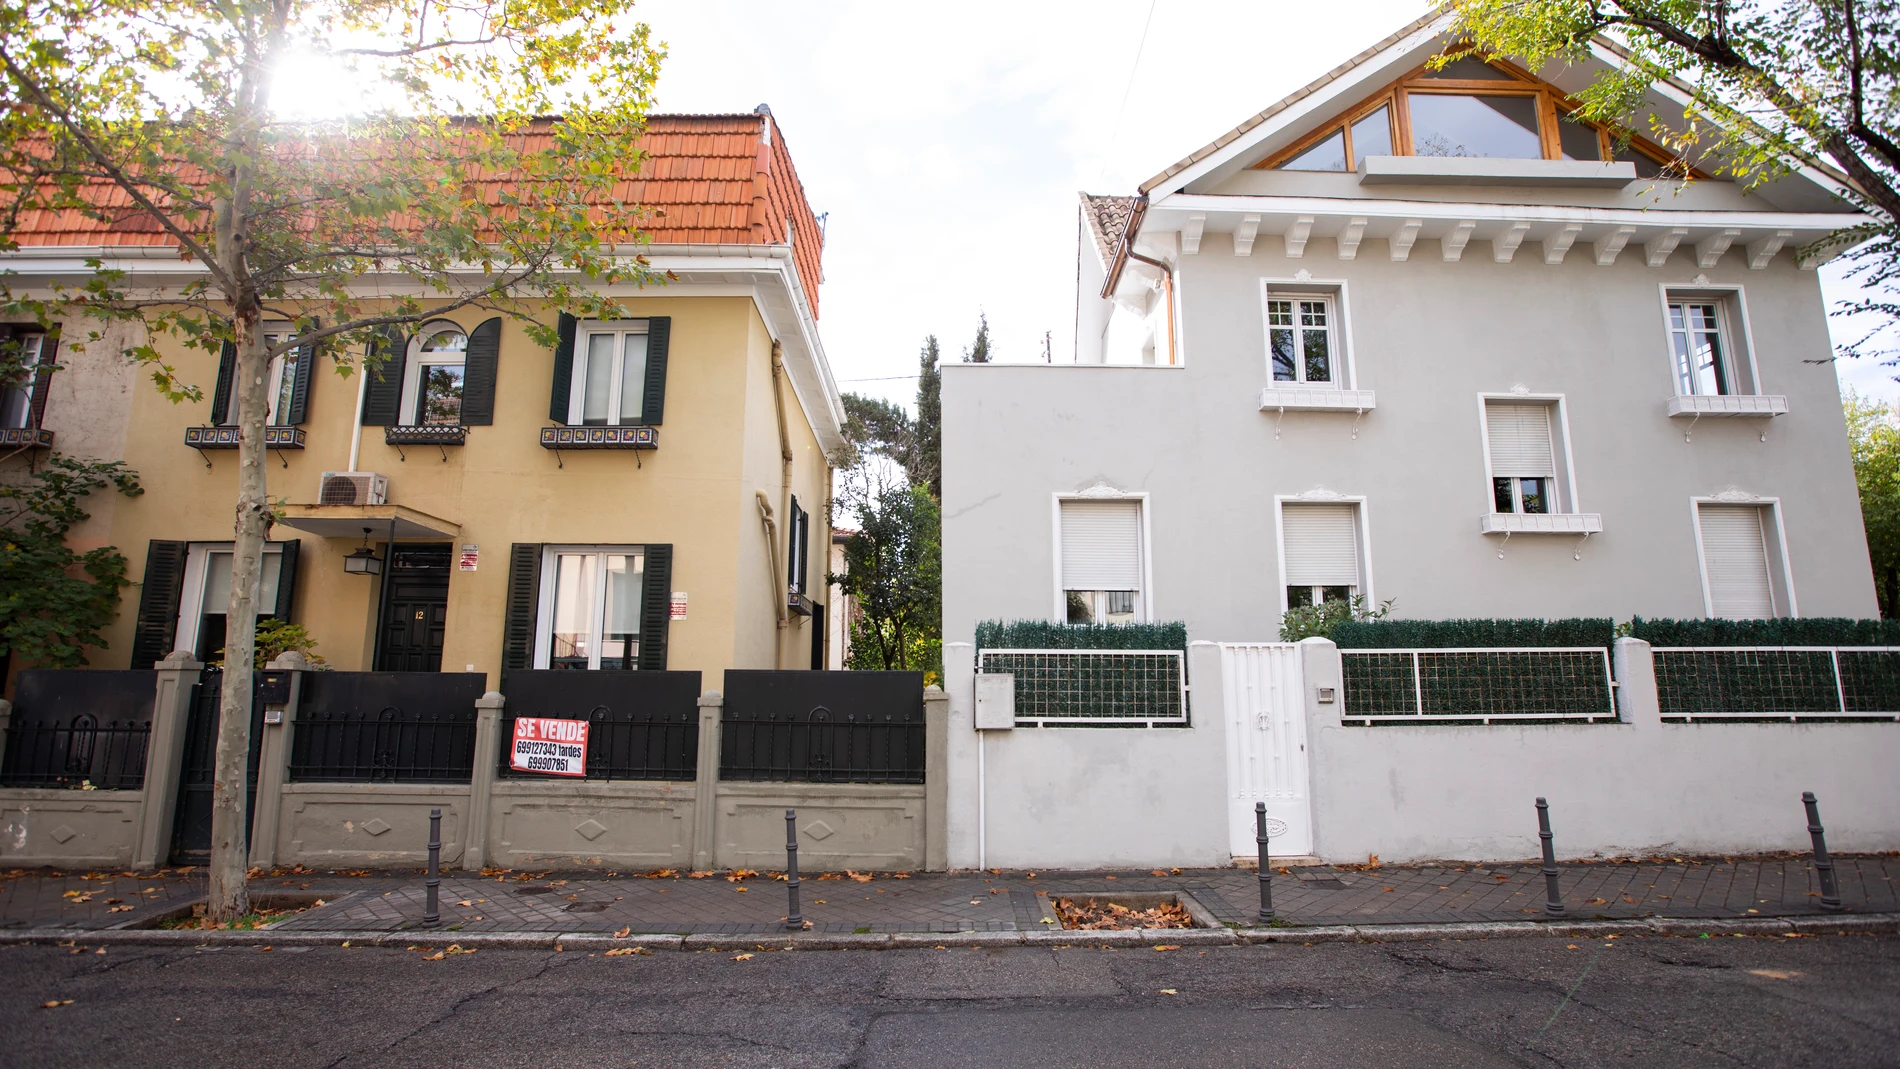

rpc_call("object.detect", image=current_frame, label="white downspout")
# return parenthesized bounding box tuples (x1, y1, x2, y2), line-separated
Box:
(347, 343, 369, 473)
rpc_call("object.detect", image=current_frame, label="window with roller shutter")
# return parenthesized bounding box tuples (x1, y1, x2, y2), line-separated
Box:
(1696, 504, 1780, 619)
(1280, 503, 1363, 610)
(1057, 499, 1146, 624)
(1485, 401, 1558, 515)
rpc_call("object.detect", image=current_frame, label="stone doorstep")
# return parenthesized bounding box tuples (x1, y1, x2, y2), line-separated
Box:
(6, 912, 1896, 951)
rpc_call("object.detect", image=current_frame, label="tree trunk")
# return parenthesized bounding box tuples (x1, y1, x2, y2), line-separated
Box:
(1883, 562, 1897, 620)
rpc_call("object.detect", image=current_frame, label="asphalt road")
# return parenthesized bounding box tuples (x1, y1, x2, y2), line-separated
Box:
(2, 933, 1896, 1068)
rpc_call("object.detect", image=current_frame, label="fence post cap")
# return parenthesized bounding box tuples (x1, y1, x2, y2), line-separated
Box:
(697, 690, 724, 707)
(1188, 640, 1219, 648)
(944, 641, 975, 651)
(0, 698, 10, 716)
(475, 691, 506, 709)
(265, 651, 310, 670)
(923, 684, 946, 697)
(1297, 636, 1338, 648)
(157, 650, 203, 669)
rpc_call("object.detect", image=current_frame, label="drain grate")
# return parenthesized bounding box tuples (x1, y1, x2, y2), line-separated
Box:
(1297, 877, 1349, 890)
(564, 901, 609, 913)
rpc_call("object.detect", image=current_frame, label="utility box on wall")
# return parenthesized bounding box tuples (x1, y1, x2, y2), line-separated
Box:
(974, 672, 1015, 730)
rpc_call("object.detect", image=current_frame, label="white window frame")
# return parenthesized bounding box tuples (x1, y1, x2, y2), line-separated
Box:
(1050, 490, 1154, 623)
(1476, 393, 1583, 516)
(1274, 495, 1375, 615)
(397, 318, 470, 428)
(1656, 284, 1763, 398)
(215, 325, 300, 427)
(0, 331, 46, 429)
(566, 319, 652, 427)
(1259, 278, 1359, 389)
(1689, 495, 1798, 619)
(532, 544, 648, 670)
(173, 542, 286, 658)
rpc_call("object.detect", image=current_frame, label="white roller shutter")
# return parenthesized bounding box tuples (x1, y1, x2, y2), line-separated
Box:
(1060, 500, 1142, 590)
(1698, 505, 1775, 619)
(1282, 504, 1360, 586)
(1486, 403, 1555, 477)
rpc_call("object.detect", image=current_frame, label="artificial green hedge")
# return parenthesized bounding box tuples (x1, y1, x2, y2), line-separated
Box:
(1630, 617, 1900, 647)
(1330, 618, 1615, 649)
(974, 619, 1188, 652)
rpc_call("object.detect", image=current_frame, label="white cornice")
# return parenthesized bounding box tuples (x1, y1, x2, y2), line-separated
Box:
(1149, 193, 1866, 233)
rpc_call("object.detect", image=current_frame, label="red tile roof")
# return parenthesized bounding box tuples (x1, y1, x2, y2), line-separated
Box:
(4, 111, 827, 317)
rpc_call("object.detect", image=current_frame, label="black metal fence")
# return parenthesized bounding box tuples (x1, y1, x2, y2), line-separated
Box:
(289, 672, 486, 783)
(500, 670, 701, 781)
(0, 671, 155, 789)
(720, 670, 925, 784)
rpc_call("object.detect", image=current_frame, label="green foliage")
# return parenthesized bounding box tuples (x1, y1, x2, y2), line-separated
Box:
(1846, 391, 1900, 616)
(1330, 618, 1615, 649)
(835, 485, 941, 674)
(0, 454, 142, 668)
(963, 313, 992, 363)
(1278, 594, 1393, 643)
(975, 619, 1188, 651)
(1630, 616, 1900, 646)
(914, 336, 942, 499)
(1444, 0, 1900, 361)
(209, 619, 330, 671)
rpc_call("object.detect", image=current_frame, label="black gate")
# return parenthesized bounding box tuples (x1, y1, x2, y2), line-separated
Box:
(170, 670, 266, 864)
(719, 670, 925, 784)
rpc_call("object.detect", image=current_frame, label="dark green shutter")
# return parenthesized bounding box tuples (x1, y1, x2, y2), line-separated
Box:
(130, 540, 188, 668)
(461, 316, 501, 425)
(549, 313, 577, 424)
(502, 543, 543, 673)
(210, 341, 237, 424)
(640, 316, 670, 425)
(271, 538, 300, 621)
(284, 319, 318, 425)
(810, 600, 826, 670)
(360, 326, 407, 426)
(787, 496, 804, 594)
(25, 329, 57, 429)
(639, 544, 672, 671)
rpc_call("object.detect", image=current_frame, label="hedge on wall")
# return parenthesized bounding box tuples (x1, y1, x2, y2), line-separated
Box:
(974, 619, 1189, 651)
(1630, 617, 1900, 647)
(1329, 618, 1615, 649)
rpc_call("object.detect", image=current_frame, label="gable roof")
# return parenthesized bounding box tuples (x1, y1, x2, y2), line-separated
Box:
(4, 111, 830, 318)
(1079, 193, 1139, 268)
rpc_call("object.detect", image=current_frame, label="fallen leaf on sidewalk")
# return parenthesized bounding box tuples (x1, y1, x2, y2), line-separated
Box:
(457, 900, 473, 908)
(730, 953, 754, 961)
(727, 870, 759, 882)
(1566, 944, 1579, 949)
(734, 887, 747, 893)
(107, 906, 133, 913)
(604, 947, 651, 957)
(1150, 870, 1169, 877)
(890, 873, 911, 879)
(40, 1000, 74, 1009)
(1152, 945, 1181, 952)
(613, 927, 631, 938)
(846, 871, 873, 883)
(687, 871, 715, 879)
(645, 868, 678, 878)
(1158, 989, 1177, 996)
(816, 873, 844, 881)
(1382, 888, 1395, 893)
(1586, 898, 1609, 906)
(814, 899, 826, 905)
(1748, 968, 1802, 980)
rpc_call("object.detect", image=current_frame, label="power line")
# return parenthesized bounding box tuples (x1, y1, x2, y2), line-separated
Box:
(1097, 0, 1161, 185)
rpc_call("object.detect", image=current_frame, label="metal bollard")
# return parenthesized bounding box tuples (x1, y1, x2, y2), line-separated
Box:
(1536, 797, 1565, 916)
(1803, 792, 1843, 912)
(422, 807, 442, 929)
(784, 808, 804, 930)
(1255, 802, 1275, 922)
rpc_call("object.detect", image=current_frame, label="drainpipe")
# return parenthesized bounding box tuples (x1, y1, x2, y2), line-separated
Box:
(770, 340, 795, 667)
(1124, 247, 1178, 366)
(1099, 195, 1178, 366)
(348, 342, 370, 472)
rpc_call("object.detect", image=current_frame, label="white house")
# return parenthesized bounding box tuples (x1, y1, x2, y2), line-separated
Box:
(939, 13, 1898, 869)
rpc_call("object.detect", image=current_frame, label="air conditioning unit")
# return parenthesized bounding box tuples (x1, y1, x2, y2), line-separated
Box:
(319, 471, 388, 506)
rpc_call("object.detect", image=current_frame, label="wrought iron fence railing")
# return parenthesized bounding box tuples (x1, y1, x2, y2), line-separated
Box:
(499, 706, 699, 782)
(1339, 647, 1617, 724)
(720, 670, 925, 783)
(288, 672, 486, 783)
(975, 648, 1188, 727)
(0, 715, 151, 789)
(1652, 646, 1900, 721)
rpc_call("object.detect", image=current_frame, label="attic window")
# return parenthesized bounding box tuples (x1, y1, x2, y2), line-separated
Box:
(1264, 54, 1686, 175)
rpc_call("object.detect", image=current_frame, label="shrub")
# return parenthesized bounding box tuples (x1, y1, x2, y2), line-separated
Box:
(1330, 618, 1614, 649)
(974, 619, 1187, 651)
(1629, 617, 1900, 647)
(1278, 594, 1394, 642)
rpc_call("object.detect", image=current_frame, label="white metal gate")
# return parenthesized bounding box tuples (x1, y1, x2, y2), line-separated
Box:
(1219, 643, 1313, 857)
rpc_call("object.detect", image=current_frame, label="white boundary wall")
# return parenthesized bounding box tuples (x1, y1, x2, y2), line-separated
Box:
(1293, 637, 1900, 863)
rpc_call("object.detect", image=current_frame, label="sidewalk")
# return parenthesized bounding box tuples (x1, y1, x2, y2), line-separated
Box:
(4, 855, 1895, 938)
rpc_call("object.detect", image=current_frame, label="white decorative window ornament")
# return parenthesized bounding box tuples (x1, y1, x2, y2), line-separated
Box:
(1075, 480, 1129, 499)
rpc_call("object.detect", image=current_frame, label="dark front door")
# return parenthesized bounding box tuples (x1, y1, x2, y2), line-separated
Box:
(170, 670, 266, 863)
(377, 543, 452, 671)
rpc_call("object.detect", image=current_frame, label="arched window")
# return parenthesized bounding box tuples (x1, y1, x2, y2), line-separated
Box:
(401, 320, 468, 426)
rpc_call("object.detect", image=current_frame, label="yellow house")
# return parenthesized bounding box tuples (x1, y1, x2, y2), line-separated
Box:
(3, 109, 845, 688)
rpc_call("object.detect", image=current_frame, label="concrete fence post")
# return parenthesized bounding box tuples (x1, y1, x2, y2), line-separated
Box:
(1186, 642, 1223, 726)
(134, 651, 202, 871)
(691, 690, 723, 871)
(923, 684, 949, 871)
(246, 651, 307, 869)
(1611, 638, 1661, 730)
(462, 691, 506, 872)
(1299, 637, 1343, 730)
(941, 641, 978, 870)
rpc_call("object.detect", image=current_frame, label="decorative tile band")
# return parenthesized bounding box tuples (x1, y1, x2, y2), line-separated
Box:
(0, 427, 53, 448)
(385, 424, 468, 445)
(184, 426, 307, 449)
(540, 426, 658, 450)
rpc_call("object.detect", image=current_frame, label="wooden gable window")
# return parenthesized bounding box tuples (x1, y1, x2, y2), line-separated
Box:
(1264, 54, 1690, 176)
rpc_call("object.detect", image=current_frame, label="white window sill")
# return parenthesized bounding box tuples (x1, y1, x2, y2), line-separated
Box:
(1665, 394, 1788, 418)
(1258, 386, 1377, 413)
(1480, 513, 1603, 535)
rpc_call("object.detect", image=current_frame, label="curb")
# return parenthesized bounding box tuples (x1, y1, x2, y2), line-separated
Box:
(5, 913, 1895, 951)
